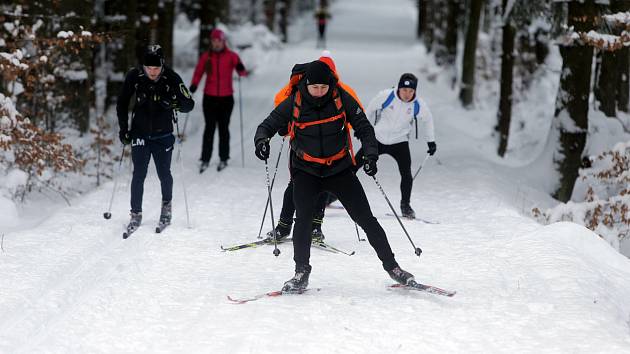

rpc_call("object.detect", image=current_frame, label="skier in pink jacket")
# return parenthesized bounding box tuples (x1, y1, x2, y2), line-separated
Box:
(190, 28, 248, 173)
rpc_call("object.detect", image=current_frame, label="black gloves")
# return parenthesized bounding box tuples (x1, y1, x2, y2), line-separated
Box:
(189, 84, 197, 94)
(427, 141, 437, 156)
(255, 139, 270, 160)
(119, 130, 131, 145)
(363, 157, 378, 176)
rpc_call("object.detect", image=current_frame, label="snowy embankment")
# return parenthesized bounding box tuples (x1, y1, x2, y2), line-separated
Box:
(1, 0, 630, 352)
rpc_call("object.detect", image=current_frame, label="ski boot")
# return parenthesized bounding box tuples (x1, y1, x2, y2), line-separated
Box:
(400, 202, 416, 219)
(266, 220, 291, 241)
(282, 263, 311, 293)
(199, 161, 209, 174)
(387, 265, 415, 285)
(217, 160, 228, 172)
(156, 200, 171, 233)
(124, 211, 142, 239)
(311, 226, 325, 243)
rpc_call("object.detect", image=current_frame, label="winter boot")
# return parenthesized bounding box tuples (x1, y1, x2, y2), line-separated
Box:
(266, 220, 291, 241)
(159, 200, 172, 227)
(127, 211, 142, 233)
(387, 265, 415, 285)
(282, 263, 312, 293)
(217, 160, 228, 172)
(311, 226, 325, 243)
(199, 161, 209, 174)
(400, 202, 416, 219)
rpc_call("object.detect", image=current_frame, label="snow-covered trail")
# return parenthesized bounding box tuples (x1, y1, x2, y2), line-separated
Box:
(2, 0, 630, 353)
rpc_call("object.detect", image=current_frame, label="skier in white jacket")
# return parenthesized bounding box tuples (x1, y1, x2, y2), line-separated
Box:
(354, 73, 436, 218)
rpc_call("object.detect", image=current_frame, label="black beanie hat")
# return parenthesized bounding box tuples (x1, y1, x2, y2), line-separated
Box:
(305, 60, 332, 85)
(398, 73, 418, 90)
(143, 44, 164, 67)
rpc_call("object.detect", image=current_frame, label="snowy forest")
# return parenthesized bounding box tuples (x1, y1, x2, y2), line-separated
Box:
(1, 0, 630, 352)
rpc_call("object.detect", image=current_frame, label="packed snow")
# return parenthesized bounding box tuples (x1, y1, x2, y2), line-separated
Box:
(1, 0, 629, 353)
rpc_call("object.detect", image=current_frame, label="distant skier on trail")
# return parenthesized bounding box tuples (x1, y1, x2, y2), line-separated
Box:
(189, 28, 248, 173)
(117, 45, 195, 238)
(254, 60, 417, 292)
(314, 6, 330, 49)
(352, 73, 436, 219)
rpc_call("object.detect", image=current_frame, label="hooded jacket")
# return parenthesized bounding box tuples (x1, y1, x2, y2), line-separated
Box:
(191, 45, 246, 97)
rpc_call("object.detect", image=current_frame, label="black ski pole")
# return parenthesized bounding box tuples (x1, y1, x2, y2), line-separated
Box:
(174, 111, 191, 228)
(238, 76, 245, 168)
(372, 176, 422, 257)
(354, 222, 366, 242)
(256, 137, 285, 239)
(264, 158, 281, 256)
(103, 146, 127, 219)
(412, 153, 430, 181)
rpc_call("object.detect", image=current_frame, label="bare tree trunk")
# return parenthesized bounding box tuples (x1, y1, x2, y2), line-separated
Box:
(60, 0, 93, 133)
(595, 50, 618, 117)
(105, 0, 137, 109)
(198, 0, 229, 56)
(459, 0, 483, 108)
(496, 0, 515, 157)
(425, 0, 435, 52)
(278, 0, 291, 43)
(445, 0, 459, 66)
(418, 0, 428, 39)
(614, 0, 630, 113)
(158, 0, 175, 66)
(552, 0, 598, 202)
(264, 0, 277, 32)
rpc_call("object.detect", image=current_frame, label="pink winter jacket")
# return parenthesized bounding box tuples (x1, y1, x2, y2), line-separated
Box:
(191, 48, 246, 97)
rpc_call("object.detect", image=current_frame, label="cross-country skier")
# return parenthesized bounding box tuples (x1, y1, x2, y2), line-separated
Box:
(117, 44, 195, 236)
(189, 28, 248, 173)
(353, 73, 436, 219)
(254, 60, 416, 292)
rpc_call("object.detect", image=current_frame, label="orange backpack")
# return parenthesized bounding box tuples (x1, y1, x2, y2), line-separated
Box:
(273, 64, 358, 166)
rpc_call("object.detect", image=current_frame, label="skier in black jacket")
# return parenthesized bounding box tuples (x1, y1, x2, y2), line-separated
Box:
(117, 45, 195, 235)
(254, 60, 415, 292)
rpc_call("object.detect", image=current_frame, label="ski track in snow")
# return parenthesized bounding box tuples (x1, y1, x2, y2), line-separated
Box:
(2, 0, 630, 353)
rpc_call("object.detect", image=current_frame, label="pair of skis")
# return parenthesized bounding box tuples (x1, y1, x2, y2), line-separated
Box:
(220, 237, 355, 256)
(123, 222, 170, 239)
(227, 281, 456, 304)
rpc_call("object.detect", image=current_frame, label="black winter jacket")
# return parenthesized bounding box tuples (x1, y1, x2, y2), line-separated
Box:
(255, 81, 378, 177)
(117, 66, 194, 138)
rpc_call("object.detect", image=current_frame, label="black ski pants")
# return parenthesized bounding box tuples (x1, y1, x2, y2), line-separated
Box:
(201, 95, 234, 163)
(354, 141, 413, 205)
(130, 134, 175, 213)
(292, 168, 398, 271)
(279, 179, 330, 227)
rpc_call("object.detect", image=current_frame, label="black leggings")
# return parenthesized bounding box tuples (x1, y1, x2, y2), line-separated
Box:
(201, 95, 234, 163)
(292, 168, 398, 271)
(278, 180, 329, 227)
(354, 141, 413, 204)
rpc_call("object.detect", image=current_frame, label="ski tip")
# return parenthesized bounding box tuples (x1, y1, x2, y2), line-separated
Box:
(349, 251, 356, 256)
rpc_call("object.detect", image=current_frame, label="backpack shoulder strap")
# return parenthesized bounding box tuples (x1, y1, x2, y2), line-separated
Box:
(413, 99, 420, 139)
(381, 90, 396, 110)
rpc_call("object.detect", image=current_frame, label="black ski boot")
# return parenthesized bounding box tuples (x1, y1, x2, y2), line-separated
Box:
(266, 220, 291, 241)
(400, 202, 416, 219)
(282, 264, 312, 293)
(199, 161, 209, 174)
(387, 265, 415, 285)
(156, 200, 171, 232)
(311, 227, 325, 243)
(124, 211, 142, 238)
(217, 160, 228, 172)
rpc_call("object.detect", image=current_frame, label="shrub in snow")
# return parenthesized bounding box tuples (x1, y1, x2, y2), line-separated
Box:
(533, 141, 630, 252)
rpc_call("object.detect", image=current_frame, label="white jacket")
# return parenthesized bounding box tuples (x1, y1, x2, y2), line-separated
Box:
(365, 88, 435, 145)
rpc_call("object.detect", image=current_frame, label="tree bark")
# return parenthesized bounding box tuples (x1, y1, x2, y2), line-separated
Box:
(613, 0, 630, 112)
(418, 0, 428, 39)
(459, 0, 483, 108)
(596, 50, 618, 117)
(105, 0, 137, 109)
(278, 0, 291, 43)
(497, 0, 515, 157)
(445, 0, 459, 67)
(264, 0, 277, 32)
(552, 1, 598, 202)
(158, 0, 175, 66)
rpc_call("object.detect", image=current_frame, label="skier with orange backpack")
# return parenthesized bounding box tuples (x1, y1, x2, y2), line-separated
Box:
(265, 51, 360, 242)
(254, 60, 416, 292)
